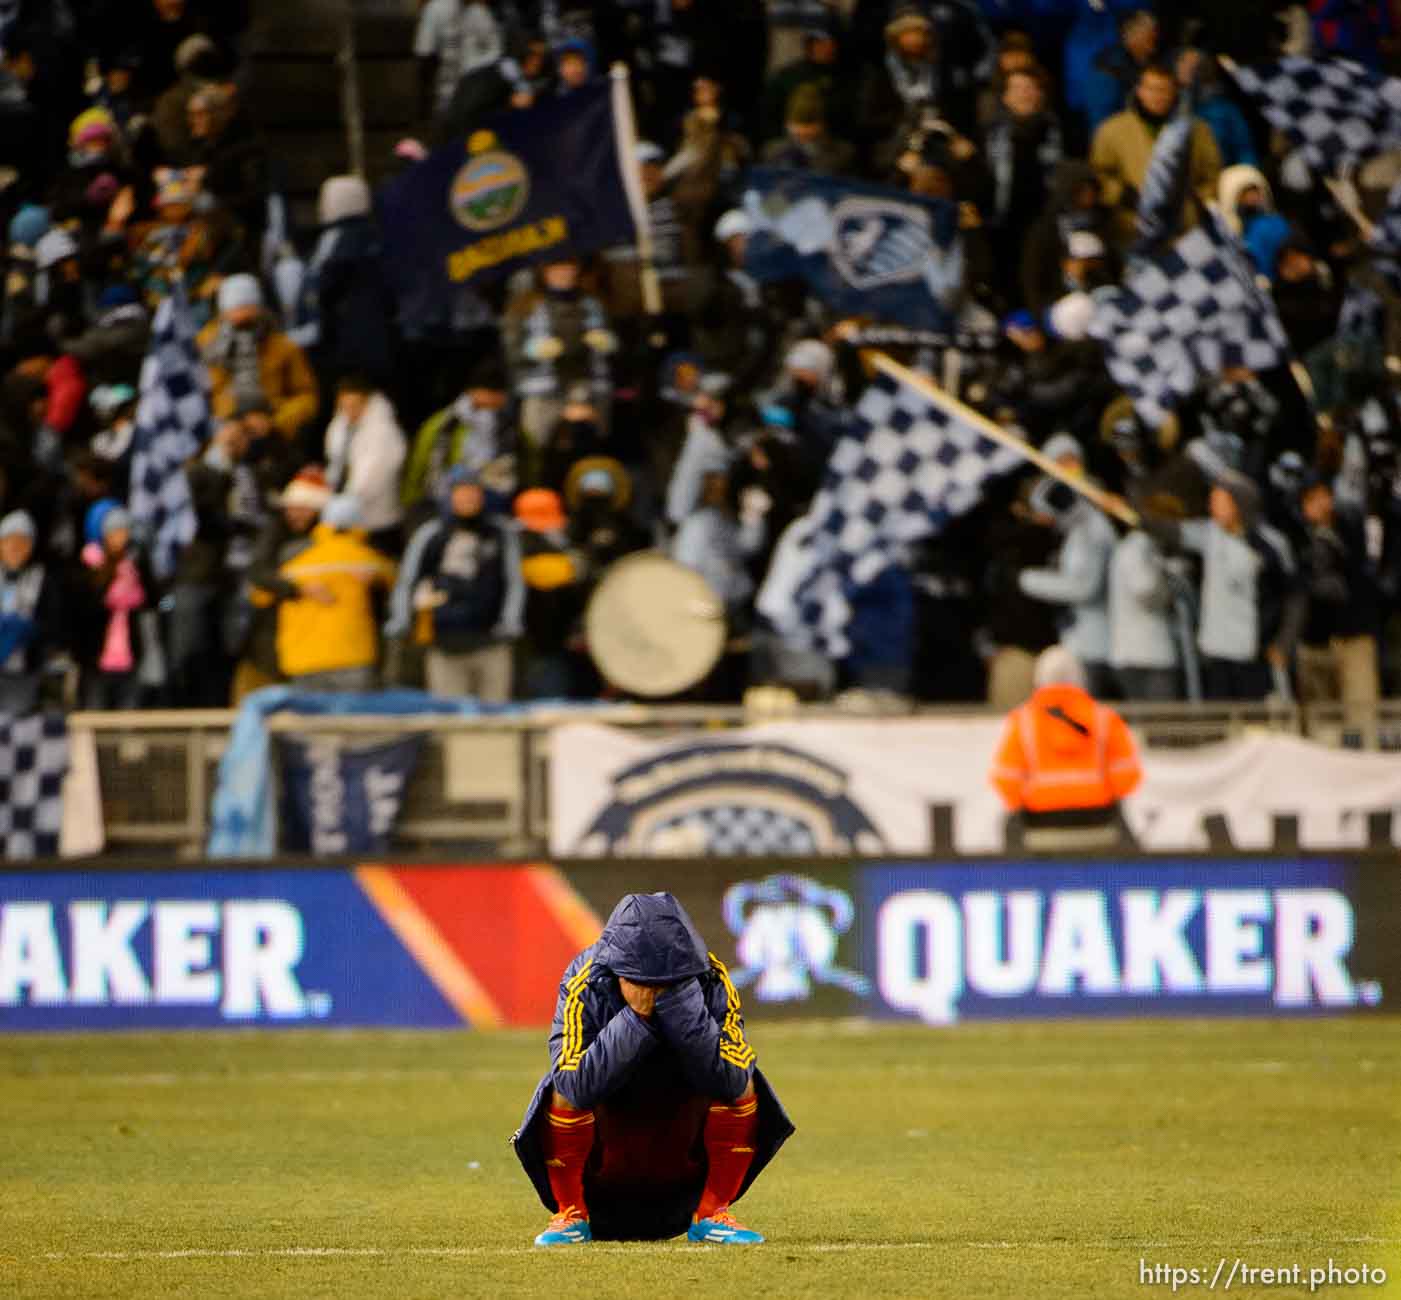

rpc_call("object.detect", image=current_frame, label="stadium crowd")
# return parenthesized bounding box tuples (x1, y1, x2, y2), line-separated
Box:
(1, 0, 1401, 715)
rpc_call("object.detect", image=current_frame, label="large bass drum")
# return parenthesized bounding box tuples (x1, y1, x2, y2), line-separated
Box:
(585, 551, 726, 697)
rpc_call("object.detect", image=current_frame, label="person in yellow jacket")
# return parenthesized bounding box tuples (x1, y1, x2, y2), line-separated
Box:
(198, 274, 320, 447)
(253, 495, 396, 691)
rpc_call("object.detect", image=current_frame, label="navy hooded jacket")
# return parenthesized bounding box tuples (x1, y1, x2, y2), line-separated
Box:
(512, 893, 795, 1240)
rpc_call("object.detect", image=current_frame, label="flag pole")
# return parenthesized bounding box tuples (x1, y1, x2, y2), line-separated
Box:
(865, 350, 1141, 527)
(609, 62, 663, 318)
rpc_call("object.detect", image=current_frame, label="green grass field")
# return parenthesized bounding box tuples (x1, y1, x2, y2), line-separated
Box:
(3, 1019, 1399, 1299)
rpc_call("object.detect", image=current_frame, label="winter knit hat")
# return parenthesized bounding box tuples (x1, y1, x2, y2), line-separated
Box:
(514, 488, 566, 533)
(35, 227, 79, 271)
(278, 466, 332, 511)
(713, 209, 750, 242)
(218, 273, 263, 315)
(1042, 432, 1084, 465)
(0, 509, 35, 541)
(69, 107, 117, 150)
(8, 203, 50, 251)
(318, 174, 371, 226)
(322, 494, 363, 531)
(785, 339, 834, 382)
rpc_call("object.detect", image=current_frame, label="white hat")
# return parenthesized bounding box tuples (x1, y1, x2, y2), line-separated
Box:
(35, 227, 79, 271)
(785, 339, 834, 382)
(636, 141, 664, 165)
(318, 174, 371, 226)
(0, 509, 35, 541)
(218, 273, 263, 316)
(1042, 432, 1083, 464)
(1046, 290, 1094, 342)
(1034, 646, 1088, 690)
(713, 209, 751, 242)
(1066, 230, 1106, 261)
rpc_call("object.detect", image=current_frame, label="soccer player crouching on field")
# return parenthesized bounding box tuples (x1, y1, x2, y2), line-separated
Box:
(512, 892, 795, 1245)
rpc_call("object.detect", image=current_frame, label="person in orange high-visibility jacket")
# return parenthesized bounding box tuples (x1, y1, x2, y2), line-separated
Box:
(991, 646, 1143, 817)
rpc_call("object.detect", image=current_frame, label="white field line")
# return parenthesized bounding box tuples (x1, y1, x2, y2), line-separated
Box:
(3, 1057, 1391, 1087)
(30, 1237, 1401, 1263)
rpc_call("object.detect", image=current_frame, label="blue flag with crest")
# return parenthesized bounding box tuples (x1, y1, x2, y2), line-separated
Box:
(739, 168, 965, 336)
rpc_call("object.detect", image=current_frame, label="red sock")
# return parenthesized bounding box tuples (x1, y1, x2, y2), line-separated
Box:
(541, 1101, 595, 1219)
(695, 1094, 760, 1220)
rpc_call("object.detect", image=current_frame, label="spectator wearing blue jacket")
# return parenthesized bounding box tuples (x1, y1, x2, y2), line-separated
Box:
(1185, 53, 1257, 169)
(389, 465, 523, 702)
(1218, 165, 1290, 282)
(513, 892, 794, 1245)
(1080, 7, 1159, 135)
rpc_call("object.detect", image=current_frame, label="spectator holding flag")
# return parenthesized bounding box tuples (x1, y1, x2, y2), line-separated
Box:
(1090, 63, 1221, 249)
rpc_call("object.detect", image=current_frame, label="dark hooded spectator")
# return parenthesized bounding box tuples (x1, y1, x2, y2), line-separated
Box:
(0, 509, 66, 715)
(761, 20, 857, 145)
(761, 83, 855, 175)
(1083, 8, 1159, 134)
(291, 175, 398, 395)
(235, 465, 330, 702)
(857, 4, 973, 167)
(414, 0, 504, 122)
(152, 33, 229, 163)
(198, 273, 318, 450)
(324, 373, 408, 556)
(1021, 161, 1116, 316)
(1273, 233, 1344, 357)
(982, 64, 1064, 307)
(436, 30, 552, 144)
(1090, 64, 1221, 249)
(185, 82, 269, 250)
(389, 464, 523, 702)
(981, 493, 1061, 709)
(565, 456, 648, 580)
(1295, 474, 1381, 738)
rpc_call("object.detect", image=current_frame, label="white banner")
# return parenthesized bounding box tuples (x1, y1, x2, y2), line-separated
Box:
(550, 721, 1401, 857)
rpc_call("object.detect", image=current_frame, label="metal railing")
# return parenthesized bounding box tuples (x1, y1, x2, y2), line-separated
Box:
(70, 699, 1401, 856)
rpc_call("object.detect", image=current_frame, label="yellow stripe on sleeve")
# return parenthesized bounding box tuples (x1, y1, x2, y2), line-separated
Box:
(708, 952, 757, 1069)
(554, 959, 593, 1073)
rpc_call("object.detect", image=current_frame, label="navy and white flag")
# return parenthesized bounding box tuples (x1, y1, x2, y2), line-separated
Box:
(277, 733, 425, 855)
(128, 288, 210, 582)
(740, 168, 969, 337)
(756, 364, 1021, 658)
(0, 712, 66, 859)
(378, 78, 639, 311)
(1089, 209, 1290, 430)
(1224, 56, 1401, 173)
(1134, 86, 1195, 252)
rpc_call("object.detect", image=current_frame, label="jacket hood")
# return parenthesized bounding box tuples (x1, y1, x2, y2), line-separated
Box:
(592, 892, 711, 983)
(1218, 164, 1273, 234)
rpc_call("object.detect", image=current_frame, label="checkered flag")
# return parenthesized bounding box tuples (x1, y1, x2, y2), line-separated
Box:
(128, 286, 211, 581)
(1088, 209, 1291, 430)
(756, 364, 1022, 658)
(1224, 56, 1401, 172)
(0, 713, 67, 859)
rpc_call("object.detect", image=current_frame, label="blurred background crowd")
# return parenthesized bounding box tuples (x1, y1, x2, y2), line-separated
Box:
(2, 0, 1401, 715)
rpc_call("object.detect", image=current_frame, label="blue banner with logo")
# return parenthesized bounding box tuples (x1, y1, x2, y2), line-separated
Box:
(277, 734, 425, 856)
(740, 168, 964, 335)
(378, 79, 638, 305)
(0, 870, 459, 1030)
(859, 860, 1389, 1024)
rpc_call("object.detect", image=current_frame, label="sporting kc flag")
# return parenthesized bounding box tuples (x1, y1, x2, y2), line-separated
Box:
(739, 168, 965, 337)
(378, 79, 641, 302)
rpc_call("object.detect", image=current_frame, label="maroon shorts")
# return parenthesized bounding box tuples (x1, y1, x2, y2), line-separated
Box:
(586, 1087, 710, 1194)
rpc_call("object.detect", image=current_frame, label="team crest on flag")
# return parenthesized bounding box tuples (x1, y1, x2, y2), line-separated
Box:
(451, 132, 530, 232)
(830, 197, 943, 291)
